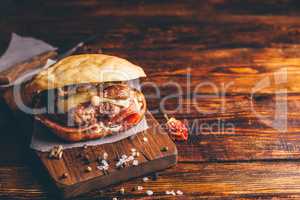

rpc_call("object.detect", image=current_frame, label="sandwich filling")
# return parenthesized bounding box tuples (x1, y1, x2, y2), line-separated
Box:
(37, 83, 145, 133)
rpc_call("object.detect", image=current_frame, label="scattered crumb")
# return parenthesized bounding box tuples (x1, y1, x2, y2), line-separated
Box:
(176, 190, 183, 195)
(137, 186, 143, 191)
(119, 187, 125, 195)
(85, 166, 92, 172)
(133, 185, 143, 191)
(133, 160, 139, 166)
(48, 145, 64, 160)
(143, 177, 149, 182)
(146, 190, 153, 196)
(166, 190, 176, 196)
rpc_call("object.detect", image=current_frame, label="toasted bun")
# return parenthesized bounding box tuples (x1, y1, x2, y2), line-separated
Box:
(27, 54, 146, 93)
(36, 89, 147, 142)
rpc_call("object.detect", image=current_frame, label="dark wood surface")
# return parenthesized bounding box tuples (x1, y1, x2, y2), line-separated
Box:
(36, 112, 177, 199)
(3, 0, 300, 199)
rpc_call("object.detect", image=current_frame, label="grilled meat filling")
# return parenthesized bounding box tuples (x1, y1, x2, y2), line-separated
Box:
(41, 83, 142, 129)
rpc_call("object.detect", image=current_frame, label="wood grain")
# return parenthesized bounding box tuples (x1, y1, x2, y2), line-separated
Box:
(2, 0, 300, 199)
(3, 162, 300, 199)
(35, 112, 177, 198)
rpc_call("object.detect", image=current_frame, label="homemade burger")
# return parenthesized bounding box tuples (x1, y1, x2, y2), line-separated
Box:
(25, 54, 147, 142)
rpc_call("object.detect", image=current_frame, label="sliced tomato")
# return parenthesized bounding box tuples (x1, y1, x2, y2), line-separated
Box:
(110, 99, 136, 123)
(124, 113, 140, 125)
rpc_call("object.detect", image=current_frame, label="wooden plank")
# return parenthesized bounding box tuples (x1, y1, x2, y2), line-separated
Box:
(4, 161, 300, 199)
(4, 92, 300, 164)
(35, 112, 177, 198)
(0, 51, 57, 85)
(3, 1, 300, 199)
(3, 46, 300, 164)
(4, 2, 300, 55)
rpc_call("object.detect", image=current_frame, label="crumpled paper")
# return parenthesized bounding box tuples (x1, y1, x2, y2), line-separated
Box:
(0, 33, 148, 152)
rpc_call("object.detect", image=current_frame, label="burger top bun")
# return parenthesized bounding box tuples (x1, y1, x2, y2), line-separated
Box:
(27, 54, 146, 93)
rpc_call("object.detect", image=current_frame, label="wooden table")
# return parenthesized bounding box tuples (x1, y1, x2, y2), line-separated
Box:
(2, 0, 300, 199)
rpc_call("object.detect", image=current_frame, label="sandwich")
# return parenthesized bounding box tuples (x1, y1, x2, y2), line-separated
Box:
(25, 54, 147, 142)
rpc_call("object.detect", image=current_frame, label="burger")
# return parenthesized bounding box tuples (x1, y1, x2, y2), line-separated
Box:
(25, 54, 147, 142)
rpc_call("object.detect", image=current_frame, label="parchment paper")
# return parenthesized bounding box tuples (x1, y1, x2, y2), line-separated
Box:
(0, 33, 57, 73)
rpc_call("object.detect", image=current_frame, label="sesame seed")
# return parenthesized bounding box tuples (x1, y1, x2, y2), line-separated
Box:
(85, 166, 92, 172)
(101, 160, 109, 166)
(176, 190, 183, 195)
(57, 145, 63, 152)
(138, 185, 143, 190)
(133, 185, 143, 191)
(49, 145, 64, 160)
(132, 160, 139, 166)
(142, 177, 149, 182)
(127, 155, 134, 162)
(119, 187, 125, 195)
(58, 151, 63, 159)
(166, 190, 176, 196)
(112, 198, 118, 200)
(131, 148, 136, 152)
(116, 160, 123, 168)
(83, 144, 88, 149)
(146, 190, 153, 196)
(143, 137, 148, 142)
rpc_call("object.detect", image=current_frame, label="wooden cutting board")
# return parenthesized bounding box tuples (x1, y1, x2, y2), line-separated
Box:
(35, 112, 177, 198)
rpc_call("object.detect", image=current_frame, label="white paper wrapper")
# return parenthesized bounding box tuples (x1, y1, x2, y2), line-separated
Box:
(30, 79, 149, 152)
(0, 33, 57, 73)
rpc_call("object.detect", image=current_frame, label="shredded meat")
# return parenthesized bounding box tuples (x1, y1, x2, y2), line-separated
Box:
(72, 105, 97, 127)
(103, 84, 130, 99)
(47, 84, 141, 128)
(70, 102, 122, 127)
(98, 102, 121, 117)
